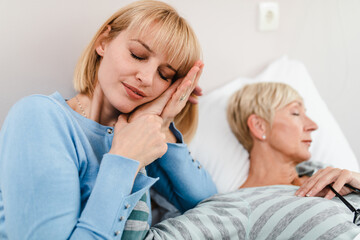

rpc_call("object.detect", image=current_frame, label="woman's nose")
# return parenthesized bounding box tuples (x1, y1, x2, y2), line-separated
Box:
(136, 65, 156, 86)
(305, 116, 318, 132)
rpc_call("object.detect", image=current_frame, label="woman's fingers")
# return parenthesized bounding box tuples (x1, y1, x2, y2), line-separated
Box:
(114, 114, 129, 130)
(192, 85, 203, 97)
(177, 80, 193, 104)
(189, 61, 204, 98)
(111, 114, 168, 167)
(177, 60, 203, 102)
(308, 168, 341, 197)
(161, 61, 203, 119)
(295, 167, 356, 199)
(324, 169, 354, 199)
(295, 167, 337, 197)
(187, 80, 203, 104)
(188, 95, 199, 104)
(179, 62, 202, 101)
(190, 61, 203, 87)
(155, 78, 181, 108)
(295, 169, 322, 196)
(128, 80, 181, 122)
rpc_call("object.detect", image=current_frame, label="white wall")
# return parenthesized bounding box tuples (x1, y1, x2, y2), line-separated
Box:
(1, 0, 359, 160)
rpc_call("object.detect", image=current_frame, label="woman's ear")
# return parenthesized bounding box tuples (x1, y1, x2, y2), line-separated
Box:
(247, 114, 267, 141)
(95, 25, 111, 57)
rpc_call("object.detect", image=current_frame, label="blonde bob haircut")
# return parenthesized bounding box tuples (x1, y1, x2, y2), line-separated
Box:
(227, 82, 303, 152)
(73, 0, 201, 143)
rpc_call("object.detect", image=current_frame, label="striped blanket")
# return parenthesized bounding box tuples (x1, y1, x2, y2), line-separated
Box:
(145, 185, 360, 239)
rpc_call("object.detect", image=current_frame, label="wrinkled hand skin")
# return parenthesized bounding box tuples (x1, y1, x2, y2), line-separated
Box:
(295, 167, 360, 199)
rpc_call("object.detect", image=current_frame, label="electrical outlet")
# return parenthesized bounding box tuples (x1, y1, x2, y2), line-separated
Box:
(258, 2, 279, 31)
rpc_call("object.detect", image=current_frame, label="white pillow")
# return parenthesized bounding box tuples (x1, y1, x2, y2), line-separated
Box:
(189, 56, 359, 194)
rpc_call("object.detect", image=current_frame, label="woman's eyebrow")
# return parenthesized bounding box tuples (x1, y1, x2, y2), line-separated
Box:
(130, 39, 177, 73)
(130, 39, 153, 53)
(293, 101, 302, 107)
(165, 64, 177, 73)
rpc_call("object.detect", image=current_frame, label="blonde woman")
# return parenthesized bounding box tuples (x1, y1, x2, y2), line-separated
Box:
(0, 1, 217, 239)
(228, 82, 360, 196)
(143, 82, 360, 239)
(227, 82, 318, 188)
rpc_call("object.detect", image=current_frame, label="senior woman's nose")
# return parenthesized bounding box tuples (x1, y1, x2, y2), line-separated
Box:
(304, 116, 318, 132)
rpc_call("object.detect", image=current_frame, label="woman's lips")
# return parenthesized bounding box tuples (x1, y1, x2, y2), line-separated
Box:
(302, 140, 312, 147)
(123, 83, 146, 99)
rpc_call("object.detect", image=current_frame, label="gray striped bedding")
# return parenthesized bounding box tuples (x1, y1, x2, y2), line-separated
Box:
(145, 185, 360, 239)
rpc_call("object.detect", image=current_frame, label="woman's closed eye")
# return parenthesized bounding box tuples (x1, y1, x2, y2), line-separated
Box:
(158, 70, 172, 82)
(131, 52, 146, 61)
(129, 47, 175, 81)
(290, 106, 301, 116)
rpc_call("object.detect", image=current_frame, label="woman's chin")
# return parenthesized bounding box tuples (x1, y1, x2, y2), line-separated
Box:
(292, 153, 311, 165)
(300, 153, 311, 163)
(114, 103, 138, 114)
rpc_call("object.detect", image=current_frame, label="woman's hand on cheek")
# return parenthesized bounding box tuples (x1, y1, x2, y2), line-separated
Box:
(295, 167, 360, 199)
(161, 60, 204, 121)
(128, 60, 204, 141)
(126, 81, 180, 144)
(128, 78, 181, 125)
(109, 114, 168, 170)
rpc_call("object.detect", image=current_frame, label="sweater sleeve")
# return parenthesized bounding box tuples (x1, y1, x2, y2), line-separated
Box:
(146, 123, 217, 213)
(0, 96, 156, 240)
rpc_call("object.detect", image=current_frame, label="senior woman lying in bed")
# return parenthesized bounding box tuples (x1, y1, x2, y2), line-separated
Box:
(144, 82, 360, 240)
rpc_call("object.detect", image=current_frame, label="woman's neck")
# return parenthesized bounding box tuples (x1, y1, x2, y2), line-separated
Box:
(88, 85, 120, 126)
(69, 85, 120, 127)
(240, 144, 306, 188)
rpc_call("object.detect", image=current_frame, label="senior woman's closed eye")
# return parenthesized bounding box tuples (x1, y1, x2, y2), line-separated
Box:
(266, 101, 318, 164)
